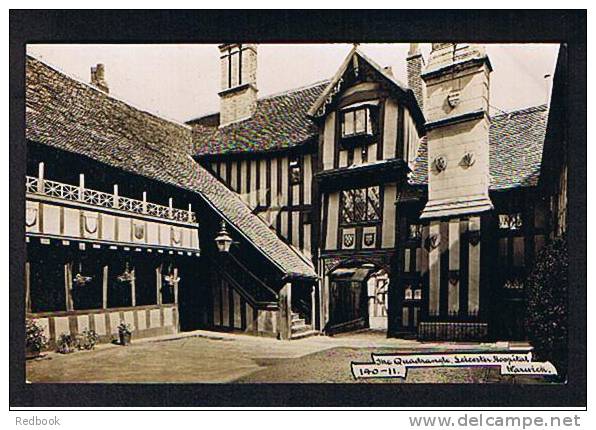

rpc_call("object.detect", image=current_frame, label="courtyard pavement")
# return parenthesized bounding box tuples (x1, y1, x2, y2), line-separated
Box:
(26, 329, 548, 384)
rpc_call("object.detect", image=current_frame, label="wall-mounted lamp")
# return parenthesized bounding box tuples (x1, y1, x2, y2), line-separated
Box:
(214, 221, 238, 253)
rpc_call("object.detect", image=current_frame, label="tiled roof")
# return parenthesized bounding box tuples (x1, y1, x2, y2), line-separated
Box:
(189, 81, 329, 156)
(410, 105, 549, 190)
(25, 55, 316, 279)
(189, 47, 425, 157)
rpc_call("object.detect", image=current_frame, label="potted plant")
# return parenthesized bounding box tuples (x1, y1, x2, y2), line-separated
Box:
(77, 329, 100, 350)
(117, 321, 133, 346)
(56, 332, 77, 354)
(25, 318, 48, 359)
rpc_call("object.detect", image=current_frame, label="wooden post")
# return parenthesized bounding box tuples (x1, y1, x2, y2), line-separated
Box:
(310, 284, 316, 328)
(25, 262, 31, 313)
(113, 184, 119, 209)
(156, 265, 162, 305)
(173, 267, 179, 304)
(130, 267, 136, 307)
(64, 262, 73, 311)
(37, 162, 45, 193)
(277, 282, 292, 340)
(168, 197, 173, 218)
(321, 276, 329, 330)
(142, 191, 147, 213)
(188, 203, 192, 222)
(79, 174, 85, 202)
(102, 265, 108, 309)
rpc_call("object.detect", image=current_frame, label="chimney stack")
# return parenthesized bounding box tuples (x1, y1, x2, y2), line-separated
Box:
(90, 63, 109, 94)
(218, 44, 258, 127)
(406, 43, 425, 113)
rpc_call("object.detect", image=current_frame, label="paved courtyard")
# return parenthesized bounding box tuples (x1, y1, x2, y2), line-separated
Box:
(26, 330, 549, 384)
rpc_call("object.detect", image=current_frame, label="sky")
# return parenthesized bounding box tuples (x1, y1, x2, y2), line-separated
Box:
(26, 43, 560, 124)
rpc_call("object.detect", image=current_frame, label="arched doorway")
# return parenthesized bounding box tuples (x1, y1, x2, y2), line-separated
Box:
(326, 262, 389, 334)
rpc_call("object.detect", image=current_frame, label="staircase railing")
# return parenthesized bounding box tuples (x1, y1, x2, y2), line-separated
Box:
(293, 297, 312, 325)
(218, 253, 279, 309)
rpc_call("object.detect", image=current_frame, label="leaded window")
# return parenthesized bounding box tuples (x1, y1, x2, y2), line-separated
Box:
(408, 223, 423, 240)
(340, 186, 381, 225)
(341, 106, 375, 138)
(499, 213, 523, 230)
(289, 156, 301, 185)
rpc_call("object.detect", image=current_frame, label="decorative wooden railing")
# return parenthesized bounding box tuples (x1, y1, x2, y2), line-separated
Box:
(26, 175, 197, 225)
(219, 253, 279, 308)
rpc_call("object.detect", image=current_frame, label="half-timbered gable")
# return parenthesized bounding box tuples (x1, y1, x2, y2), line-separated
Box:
(308, 47, 424, 172)
(299, 48, 424, 333)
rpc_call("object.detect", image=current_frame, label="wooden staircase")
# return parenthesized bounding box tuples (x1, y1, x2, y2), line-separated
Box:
(290, 312, 318, 340)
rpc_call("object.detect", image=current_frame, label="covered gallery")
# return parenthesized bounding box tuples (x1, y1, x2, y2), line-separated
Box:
(25, 55, 318, 344)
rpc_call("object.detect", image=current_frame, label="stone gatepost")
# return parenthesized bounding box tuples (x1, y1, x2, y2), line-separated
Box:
(277, 282, 292, 340)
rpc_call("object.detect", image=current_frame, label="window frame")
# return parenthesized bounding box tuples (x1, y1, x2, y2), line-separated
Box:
(498, 212, 523, 231)
(340, 105, 378, 140)
(289, 156, 301, 186)
(340, 186, 382, 227)
(222, 44, 243, 90)
(408, 223, 423, 241)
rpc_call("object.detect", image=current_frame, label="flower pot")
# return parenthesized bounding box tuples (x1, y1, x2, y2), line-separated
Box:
(119, 332, 131, 346)
(26, 349, 41, 360)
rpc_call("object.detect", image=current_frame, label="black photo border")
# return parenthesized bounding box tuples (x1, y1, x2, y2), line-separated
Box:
(9, 9, 587, 409)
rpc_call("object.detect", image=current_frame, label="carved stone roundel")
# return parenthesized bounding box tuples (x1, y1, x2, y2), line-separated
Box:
(433, 156, 447, 173)
(461, 152, 476, 168)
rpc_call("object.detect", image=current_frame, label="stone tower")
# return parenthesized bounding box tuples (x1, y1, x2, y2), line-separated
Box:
(417, 43, 493, 332)
(420, 43, 493, 219)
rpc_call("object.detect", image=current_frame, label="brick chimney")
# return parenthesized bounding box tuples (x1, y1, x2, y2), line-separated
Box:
(218, 44, 258, 127)
(406, 43, 425, 113)
(90, 63, 109, 94)
(420, 43, 493, 219)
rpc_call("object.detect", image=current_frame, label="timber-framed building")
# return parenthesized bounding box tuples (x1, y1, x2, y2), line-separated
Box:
(24, 42, 568, 344)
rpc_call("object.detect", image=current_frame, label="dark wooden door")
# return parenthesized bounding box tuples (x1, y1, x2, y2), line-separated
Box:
(328, 280, 368, 332)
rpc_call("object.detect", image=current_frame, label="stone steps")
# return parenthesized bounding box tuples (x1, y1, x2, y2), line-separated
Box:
(290, 312, 318, 340)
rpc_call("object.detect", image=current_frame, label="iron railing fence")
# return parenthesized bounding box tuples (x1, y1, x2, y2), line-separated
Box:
(417, 320, 488, 341)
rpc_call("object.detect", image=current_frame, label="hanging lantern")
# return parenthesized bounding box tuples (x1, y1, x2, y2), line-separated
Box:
(73, 273, 92, 287)
(214, 221, 234, 253)
(164, 271, 181, 286)
(72, 262, 92, 287)
(117, 262, 134, 283)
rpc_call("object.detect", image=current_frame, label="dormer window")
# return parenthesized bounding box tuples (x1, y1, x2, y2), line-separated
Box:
(221, 44, 243, 90)
(341, 105, 375, 138)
